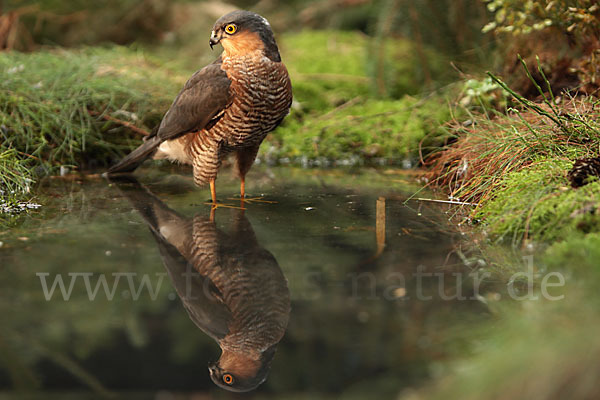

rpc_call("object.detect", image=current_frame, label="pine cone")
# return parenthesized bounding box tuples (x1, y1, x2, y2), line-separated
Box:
(568, 157, 600, 188)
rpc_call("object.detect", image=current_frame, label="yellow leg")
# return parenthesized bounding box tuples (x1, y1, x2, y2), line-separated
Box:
(228, 178, 276, 205)
(204, 178, 245, 211)
(210, 179, 217, 204)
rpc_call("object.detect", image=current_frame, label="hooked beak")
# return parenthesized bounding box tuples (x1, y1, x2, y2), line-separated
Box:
(208, 362, 218, 376)
(209, 30, 221, 50)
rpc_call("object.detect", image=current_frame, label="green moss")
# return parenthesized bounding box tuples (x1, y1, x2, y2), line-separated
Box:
(280, 31, 372, 115)
(265, 31, 456, 165)
(263, 95, 453, 165)
(282, 30, 369, 77)
(476, 159, 600, 244)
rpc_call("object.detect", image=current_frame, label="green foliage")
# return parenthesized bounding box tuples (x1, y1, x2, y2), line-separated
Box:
(488, 59, 600, 141)
(281, 30, 371, 114)
(0, 149, 35, 224)
(431, 61, 600, 220)
(283, 31, 368, 77)
(458, 76, 507, 110)
(366, 36, 451, 98)
(483, 0, 600, 39)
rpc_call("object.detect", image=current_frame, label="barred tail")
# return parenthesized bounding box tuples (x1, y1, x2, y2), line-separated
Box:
(106, 135, 162, 174)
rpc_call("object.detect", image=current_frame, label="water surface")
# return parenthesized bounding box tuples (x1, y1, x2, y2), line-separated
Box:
(0, 166, 495, 399)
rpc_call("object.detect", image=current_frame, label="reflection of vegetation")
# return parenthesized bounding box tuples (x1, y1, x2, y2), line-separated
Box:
(414, 288, 600, 400)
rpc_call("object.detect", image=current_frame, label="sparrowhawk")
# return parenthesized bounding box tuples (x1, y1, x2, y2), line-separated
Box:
(107, 11, 293, 204)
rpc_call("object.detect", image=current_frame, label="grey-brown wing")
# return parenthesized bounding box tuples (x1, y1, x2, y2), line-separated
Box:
(110, 176, 231, 340)
(155, 61, 231, 142)
(151, 229, 232, 341)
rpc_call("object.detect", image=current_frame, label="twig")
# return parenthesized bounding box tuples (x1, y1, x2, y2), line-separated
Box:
(417, 197, 477, 206)
(15, 150, 40, 161)
(48, 173, 103, 180)
(88, 109, 150, 136)
(314, 96, 361, 121)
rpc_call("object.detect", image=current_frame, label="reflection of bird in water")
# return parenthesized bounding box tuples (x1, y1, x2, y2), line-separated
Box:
(112, 177, 290, 392)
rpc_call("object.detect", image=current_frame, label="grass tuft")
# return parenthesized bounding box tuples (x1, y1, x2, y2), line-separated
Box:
(0, 46, 189, 203)
(428, 95, 600, 211)
(0, 46, 184, 174)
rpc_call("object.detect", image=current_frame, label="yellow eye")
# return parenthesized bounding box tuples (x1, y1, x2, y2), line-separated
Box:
(225, 24, 237, 34)
(223, 374, 234, 385)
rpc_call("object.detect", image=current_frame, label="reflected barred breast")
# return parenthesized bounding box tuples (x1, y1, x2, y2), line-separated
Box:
(188, 215, 291, 353)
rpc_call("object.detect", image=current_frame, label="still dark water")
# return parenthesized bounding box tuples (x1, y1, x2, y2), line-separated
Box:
(0, 166, 496, 399)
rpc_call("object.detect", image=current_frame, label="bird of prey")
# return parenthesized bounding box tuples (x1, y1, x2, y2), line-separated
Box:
(112, 177, 290, 392)
(107, 11, 293, 205)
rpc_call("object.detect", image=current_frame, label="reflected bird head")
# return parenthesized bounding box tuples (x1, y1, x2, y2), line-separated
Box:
(208, 346, 276, 392)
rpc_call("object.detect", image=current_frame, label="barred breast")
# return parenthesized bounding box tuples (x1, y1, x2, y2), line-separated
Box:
(187, 52, 292, 185)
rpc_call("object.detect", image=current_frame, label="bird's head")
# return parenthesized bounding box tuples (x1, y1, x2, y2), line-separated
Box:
(209, 10, 281, 61)
(208, 346, 277, 392)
